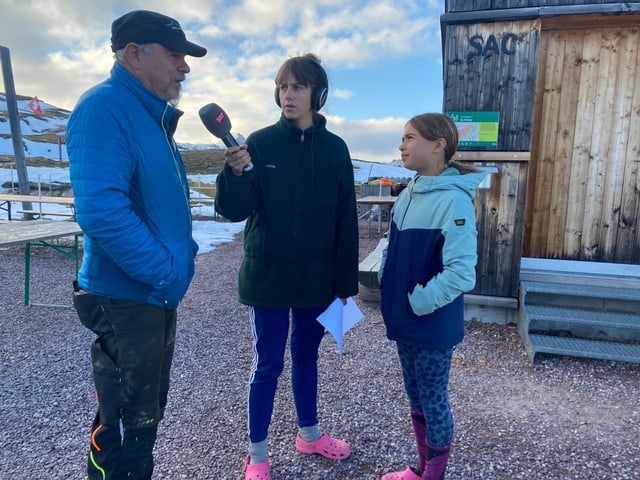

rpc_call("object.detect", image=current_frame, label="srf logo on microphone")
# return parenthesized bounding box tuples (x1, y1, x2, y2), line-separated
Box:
(215, 111, 226, 125)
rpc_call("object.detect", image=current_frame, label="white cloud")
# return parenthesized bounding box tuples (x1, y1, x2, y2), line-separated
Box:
(329, 115, 407, 163)
(332, 88, 352, 100)
(221, 0, 296, 36)
(0, 0, 444, 163)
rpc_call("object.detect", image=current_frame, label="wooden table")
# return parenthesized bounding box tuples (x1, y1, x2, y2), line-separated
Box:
(0, 193, 221, 220)
(0, 193, 76, 220)
(357, 195, 397, 234)
(0, 220, 83, 306)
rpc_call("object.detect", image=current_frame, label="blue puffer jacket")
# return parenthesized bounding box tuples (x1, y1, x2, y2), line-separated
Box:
(66, 63, 198, 309)
(378, 168, 486, 349)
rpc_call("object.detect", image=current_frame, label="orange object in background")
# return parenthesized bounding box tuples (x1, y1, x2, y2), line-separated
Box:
(367, 177, 395, 186)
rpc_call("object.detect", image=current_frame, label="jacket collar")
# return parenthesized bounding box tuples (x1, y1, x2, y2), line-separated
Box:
(409, 168, 487, 200)
(277, 112, 327, 137)
(111, 62, 183, 134)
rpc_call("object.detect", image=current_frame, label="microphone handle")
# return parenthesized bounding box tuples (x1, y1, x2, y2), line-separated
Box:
(221, 133, 239, 148)
(222, 134, 253, 172)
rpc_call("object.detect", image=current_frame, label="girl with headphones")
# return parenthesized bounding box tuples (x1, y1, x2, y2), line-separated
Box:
(215, 53, 359, 480)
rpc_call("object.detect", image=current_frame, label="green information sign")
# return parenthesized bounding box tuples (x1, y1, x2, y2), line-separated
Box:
(446, 111, 499, 148)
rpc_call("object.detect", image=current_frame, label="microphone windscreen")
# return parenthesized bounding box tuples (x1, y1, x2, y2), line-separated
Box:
(198, 103, 252, 171)
(199, 103, 232, 138)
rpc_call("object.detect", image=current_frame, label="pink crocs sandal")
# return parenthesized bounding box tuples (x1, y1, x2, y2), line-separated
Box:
(244, 455, 271, 480)
(295, 432, 351, 460)
(381, 466, 421, 480)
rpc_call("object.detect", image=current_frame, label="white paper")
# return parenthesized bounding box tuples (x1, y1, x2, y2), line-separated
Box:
(316, 297, 364, 354)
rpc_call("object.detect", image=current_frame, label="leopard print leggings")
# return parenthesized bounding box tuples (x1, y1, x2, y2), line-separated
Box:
(396, 343, 454, 447)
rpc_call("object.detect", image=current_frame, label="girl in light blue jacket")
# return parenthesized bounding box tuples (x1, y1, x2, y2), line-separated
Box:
(379, 113, 486, 480)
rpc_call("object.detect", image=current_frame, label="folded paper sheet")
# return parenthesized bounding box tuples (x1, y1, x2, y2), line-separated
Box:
(316, 297, 364, 354)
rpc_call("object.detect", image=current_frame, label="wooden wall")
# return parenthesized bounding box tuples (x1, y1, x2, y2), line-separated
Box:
(524, 14, 640, 264)
(457, 153, 529, 298)
(443, 20, 540, 151)
(447, 0, 632, 12)
(442, 2, 640, 299)
(442, 15, 539, 297)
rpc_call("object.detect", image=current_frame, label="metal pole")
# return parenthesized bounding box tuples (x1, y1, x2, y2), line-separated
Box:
(57, 124, 65, 161)
(1, 45, 33, 213)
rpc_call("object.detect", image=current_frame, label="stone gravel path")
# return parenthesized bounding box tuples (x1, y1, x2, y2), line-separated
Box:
(0, 227, 638, 479)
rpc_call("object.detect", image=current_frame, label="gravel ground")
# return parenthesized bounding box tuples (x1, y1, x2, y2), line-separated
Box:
(0, 221, 638, 480)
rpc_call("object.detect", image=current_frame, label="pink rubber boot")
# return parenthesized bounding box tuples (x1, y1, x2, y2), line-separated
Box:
(422, 443, 451, 480)
(410, 411, 427, 474)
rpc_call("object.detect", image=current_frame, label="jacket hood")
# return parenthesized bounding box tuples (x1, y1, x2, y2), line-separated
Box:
(409, 168, 487, 200)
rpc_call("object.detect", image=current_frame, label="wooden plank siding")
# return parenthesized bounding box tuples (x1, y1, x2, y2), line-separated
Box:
(524, 17, 640, 263)
(562, 31, 595, 258)
(454, 153, 529, 298)
(443, 20, 540, 152)
(618, 42, 640, 265)
(447, 0, 634, 12)
(442, 18, 538, 297)
(600, 28, 636, 259)
(442, 3, 640, 299)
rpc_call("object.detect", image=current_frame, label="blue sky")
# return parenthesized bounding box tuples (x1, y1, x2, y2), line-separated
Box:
(0, 0, 445, 162)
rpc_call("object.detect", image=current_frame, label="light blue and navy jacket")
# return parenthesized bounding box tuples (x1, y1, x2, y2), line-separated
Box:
(378, 168, 486, 350)
(66, 63, 198, 309)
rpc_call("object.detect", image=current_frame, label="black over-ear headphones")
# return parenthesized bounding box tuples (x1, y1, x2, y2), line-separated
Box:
(274, 57, 328, 111)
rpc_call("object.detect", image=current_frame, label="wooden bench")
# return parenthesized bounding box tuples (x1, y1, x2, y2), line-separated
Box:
(357, 237, 520, 322)
(0, 220, 83, 307)
(189, 196, 219, 219)
(189, 197, 216, 205)
(357, 196, 396, 236)
(0, 193, 76, 221)
(358, 237, 387, 301)
(16, 210, 75, 219)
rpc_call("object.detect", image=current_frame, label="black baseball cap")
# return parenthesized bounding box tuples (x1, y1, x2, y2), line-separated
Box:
(111, 10, 207, 57)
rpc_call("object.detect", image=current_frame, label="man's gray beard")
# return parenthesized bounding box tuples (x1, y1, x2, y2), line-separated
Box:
(169, 92, 182, 107)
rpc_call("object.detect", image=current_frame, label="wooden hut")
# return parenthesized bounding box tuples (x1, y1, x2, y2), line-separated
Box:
(439, 1, 640, 362)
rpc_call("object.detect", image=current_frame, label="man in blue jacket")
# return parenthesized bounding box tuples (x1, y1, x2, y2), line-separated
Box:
(66, 10, 206, 480)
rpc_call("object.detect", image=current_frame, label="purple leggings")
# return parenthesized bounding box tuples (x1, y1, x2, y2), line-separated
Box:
(247, 306, 326, 443)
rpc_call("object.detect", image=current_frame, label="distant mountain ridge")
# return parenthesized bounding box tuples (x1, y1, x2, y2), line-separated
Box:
(0, 92, 229, 155)
(1, 93, 408, 178)
(0, 93, 70, 137)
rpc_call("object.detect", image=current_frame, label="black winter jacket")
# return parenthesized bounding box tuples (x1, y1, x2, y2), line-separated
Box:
(215, 114, 359, 308)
